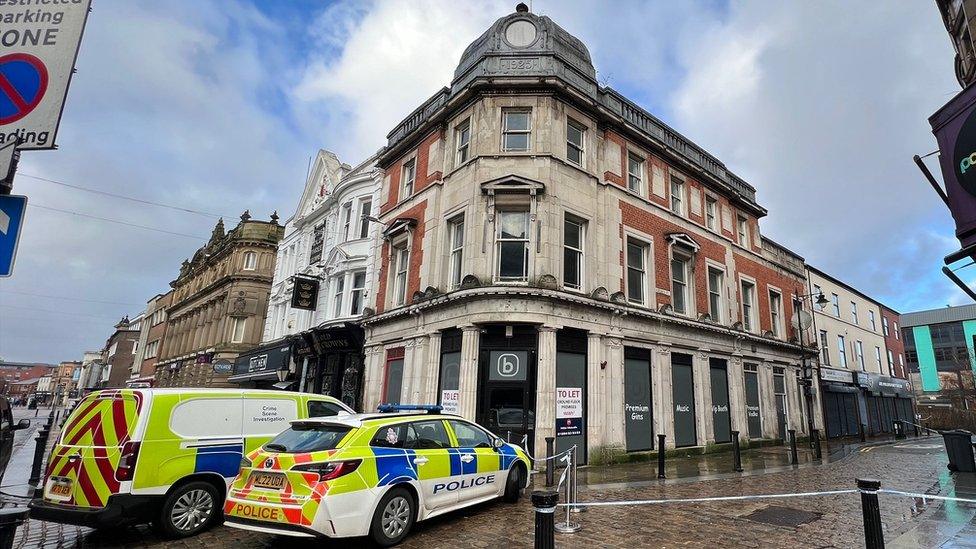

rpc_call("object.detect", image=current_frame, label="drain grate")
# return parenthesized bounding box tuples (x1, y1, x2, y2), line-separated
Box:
(743, 505, 823, 528)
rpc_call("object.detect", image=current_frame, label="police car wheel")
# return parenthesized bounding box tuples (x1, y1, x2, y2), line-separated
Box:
(156, 481, 220, 539)
(370, 487, 415, 547)
(503, 464, 524, 503)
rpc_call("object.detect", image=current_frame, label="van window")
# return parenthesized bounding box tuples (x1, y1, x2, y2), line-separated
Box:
(170, 398, 242, 439)
(243, 398, 298, 437)
(307, 400, 346, 418)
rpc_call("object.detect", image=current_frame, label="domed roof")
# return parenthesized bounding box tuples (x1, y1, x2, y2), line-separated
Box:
(453, 3, 596, 86)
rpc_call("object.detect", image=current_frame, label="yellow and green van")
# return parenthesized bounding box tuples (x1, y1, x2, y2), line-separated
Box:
(28, 388, 352, 538)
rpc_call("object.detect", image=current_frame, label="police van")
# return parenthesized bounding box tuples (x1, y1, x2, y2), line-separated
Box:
(223, 404, 531, 546)
(29, 388, 352, 538)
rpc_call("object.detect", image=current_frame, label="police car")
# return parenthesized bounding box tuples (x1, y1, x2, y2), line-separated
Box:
(222, 404, 531, 546)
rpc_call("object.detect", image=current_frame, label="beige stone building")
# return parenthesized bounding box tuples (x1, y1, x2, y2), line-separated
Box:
(361, 5, 812, 463)
(155, 212, 283, 388)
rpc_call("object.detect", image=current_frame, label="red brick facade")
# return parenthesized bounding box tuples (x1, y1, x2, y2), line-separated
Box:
(375, 200, 428, 314)
(880, 306, 906, 378)
(380, 130, 443, 215)
(619, 200, 803, 336)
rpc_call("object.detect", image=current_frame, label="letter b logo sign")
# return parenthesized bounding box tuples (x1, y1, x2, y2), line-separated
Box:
(497, 353, 519, 377)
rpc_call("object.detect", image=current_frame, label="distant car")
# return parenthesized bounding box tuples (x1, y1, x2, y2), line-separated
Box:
(0, 396, 31, 483)
(29, 389, 352, 539)
(223, 404, 531, 547)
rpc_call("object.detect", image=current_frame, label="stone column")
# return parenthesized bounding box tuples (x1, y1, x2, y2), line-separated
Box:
(586, 333, 606, 451)
(787, 366, 805, 435)
(423, 331, 442, 405)
(361, 346, 385, 412)
(604, 337, 625, 447)
(402, 336, 427, 404)
(760, 363, 777, 439)
(695, 351, 713, 446)
(727, 356, 747, 437)
(457, 326, 480, 421)
(534, 326, 558, 456)
(654, 344, 674, 449)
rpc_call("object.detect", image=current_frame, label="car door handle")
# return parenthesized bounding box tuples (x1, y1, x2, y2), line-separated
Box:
(460, 454, 474, 463)
(412, 457, 429, 465)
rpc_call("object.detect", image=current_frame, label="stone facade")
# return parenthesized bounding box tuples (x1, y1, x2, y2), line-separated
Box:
(132, 291, 172, 383)
(361, 5, 812, 463)
(154, 213, 283, 388)
(101, 315, 141, 389)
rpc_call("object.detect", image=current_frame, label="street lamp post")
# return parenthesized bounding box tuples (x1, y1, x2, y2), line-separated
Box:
(795, 290, 829, 440)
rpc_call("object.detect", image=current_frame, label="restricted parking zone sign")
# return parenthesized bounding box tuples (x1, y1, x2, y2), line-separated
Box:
(0, 0, 91, 150)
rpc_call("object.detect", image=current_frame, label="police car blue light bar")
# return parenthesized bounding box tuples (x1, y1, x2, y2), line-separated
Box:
(377, 403, 443, 414)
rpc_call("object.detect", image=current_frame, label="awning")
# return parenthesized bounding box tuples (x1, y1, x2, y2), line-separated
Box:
(272, 380, 297, 390)
(227, 370, 278, 383)
(233, 340, 292, 377)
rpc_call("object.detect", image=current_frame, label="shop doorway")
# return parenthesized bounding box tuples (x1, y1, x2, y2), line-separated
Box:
(477, 325, 538, 454)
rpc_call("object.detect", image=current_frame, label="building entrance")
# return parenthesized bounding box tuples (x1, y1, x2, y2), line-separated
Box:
(476, 325, 537, 454)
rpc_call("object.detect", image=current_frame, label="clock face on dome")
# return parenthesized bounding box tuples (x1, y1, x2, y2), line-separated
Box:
(505, 20, 537, 47)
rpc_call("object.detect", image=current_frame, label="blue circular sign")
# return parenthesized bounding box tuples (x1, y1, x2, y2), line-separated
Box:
(0, 53, 48, 125)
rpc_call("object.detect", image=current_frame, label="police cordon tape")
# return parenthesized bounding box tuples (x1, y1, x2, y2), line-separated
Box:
(531, 478, 976, 549)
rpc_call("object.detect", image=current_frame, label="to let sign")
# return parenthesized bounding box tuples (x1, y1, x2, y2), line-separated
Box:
(0, 0, 91, 150)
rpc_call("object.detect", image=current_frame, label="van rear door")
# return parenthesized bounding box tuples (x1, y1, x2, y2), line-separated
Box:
(44, 390, 144, 508)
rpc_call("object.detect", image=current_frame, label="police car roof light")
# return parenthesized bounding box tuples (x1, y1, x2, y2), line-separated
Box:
(377, 403, 443, 414)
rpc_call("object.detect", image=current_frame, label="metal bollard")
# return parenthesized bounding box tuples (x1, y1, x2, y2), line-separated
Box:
(532, 491, 558, 549)
(857, 478, 884, 549)
(913, 422, 919, 437)
(27, 425, 51, 491)
(731, 430, 743, 472)
(554, 450, 581, 534)
(860, 423, 867, 443)
(657, 434, 666, 479)
(894, 421, 905, 440)
(0, 508, 29, 549)
(545, 437, 555, 487)
(812, 429, 822, 460)
(788, 429, 798, 465)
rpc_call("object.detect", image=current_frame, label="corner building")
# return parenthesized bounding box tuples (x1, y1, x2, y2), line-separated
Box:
(362, 5, 811, 463)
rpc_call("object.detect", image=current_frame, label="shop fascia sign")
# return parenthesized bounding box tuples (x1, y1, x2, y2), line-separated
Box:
(819, 367, 853, 384)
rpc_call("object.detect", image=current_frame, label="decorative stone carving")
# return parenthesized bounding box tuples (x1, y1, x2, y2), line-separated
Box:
(590, 286, 609, 301)
(731, 321, 744, 331)
(609, 291, 627, 304)
(412, 290, 427, 302)
(460, 274, 482, 289)
(536, 274, 558, 289)
(423, 286, 441, 299)
(361, 307, 375, 319)
(698, 313, 712, 322)
(658, 303, 674, 315)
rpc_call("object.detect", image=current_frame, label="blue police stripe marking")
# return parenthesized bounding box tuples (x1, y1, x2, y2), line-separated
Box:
(373, 448, 417, 486)
(194, 443, 244, 478)
(499, 444, 518, 470)
(447, 448, 478, 475)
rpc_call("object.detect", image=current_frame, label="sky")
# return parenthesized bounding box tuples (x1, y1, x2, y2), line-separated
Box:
(0, 0, 964, 363)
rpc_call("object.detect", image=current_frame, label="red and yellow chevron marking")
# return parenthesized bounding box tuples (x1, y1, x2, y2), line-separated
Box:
(43, 390, 143, 509)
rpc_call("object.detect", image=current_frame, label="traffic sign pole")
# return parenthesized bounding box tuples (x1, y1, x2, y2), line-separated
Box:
(0, 139, 21, 196)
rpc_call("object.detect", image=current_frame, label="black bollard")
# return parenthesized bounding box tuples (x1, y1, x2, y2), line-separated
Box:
(857, 478, 884, 549)
(860, 423, 867, 443)
(731, 430, 743, 472)
(657, 434, 666, 479)
(27, 425, 50, 491)
(913, 422, 919, 437)
(0, 508, 29, 549)
(545, 437, 555, 487)
(788, 429, 798, 465)
(812, 429, 822, 460)
(532, 490, 558, 549)
(894, 421, 905, 440)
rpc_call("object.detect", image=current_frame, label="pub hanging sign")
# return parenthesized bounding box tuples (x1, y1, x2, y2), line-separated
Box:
(291, 276, 319, 311)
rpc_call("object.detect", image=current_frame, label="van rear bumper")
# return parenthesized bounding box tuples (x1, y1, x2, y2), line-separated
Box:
(28, 494, 159, 527)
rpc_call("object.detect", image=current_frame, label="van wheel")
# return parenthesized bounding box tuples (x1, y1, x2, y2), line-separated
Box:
(370, 487, 415, 547)
(155, 481, 220, 539)
(503, 464, 524, 503)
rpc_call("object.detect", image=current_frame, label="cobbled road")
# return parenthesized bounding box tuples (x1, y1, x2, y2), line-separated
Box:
(13, 439, 958, 548)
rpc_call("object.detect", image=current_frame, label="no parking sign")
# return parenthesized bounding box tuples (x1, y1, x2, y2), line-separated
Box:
(0, 0, 91, 150)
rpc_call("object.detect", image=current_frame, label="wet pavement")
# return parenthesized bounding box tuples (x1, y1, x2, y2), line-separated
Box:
(8, 432, 976, 548)
(3, 407, 56, 499)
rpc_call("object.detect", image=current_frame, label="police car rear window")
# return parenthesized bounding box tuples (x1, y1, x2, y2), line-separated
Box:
(265, 424, 350, 453)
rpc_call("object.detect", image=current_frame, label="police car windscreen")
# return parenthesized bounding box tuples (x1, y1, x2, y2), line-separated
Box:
(264, 424, 350, 453)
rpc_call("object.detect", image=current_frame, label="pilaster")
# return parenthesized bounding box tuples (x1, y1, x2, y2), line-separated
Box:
(457, 326, 480, 421)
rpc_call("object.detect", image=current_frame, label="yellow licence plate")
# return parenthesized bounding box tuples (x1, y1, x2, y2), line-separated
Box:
(251, 472, 286, 490)
(47, 478, 72, 500)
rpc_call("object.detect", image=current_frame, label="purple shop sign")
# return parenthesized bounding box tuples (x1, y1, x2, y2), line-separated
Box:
(931, 84, 976, 251)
